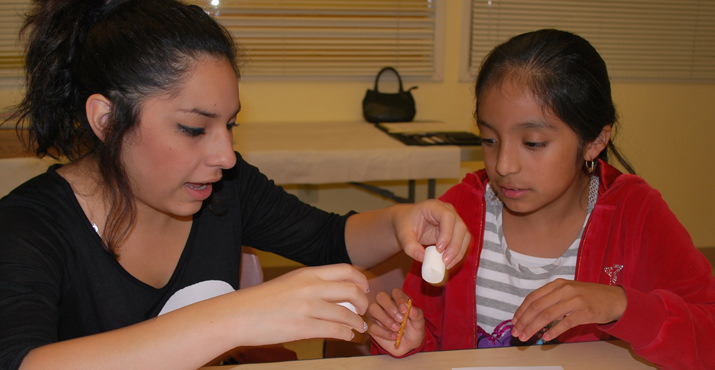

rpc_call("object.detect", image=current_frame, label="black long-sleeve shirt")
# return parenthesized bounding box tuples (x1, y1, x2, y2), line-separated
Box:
(0, 153, 352, 369)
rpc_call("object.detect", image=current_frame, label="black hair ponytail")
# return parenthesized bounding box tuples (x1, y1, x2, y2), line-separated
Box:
(16, 0, 108, 159)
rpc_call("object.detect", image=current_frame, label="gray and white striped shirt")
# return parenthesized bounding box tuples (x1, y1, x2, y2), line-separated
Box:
(476, 177, 597, 336)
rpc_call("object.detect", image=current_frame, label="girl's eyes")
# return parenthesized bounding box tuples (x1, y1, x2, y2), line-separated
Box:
(178, 122, 239, 137)
(480, 138, 547, 149)
(525, 141, 547, 149)
(178, 124, 205, 137)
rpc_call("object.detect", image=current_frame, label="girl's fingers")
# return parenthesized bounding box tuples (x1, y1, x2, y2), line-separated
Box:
(442, 221, 470, 269)
(513, 281, 628, 342)
(367, 315, 398, 340)
(371, 292, 402, 331)
(366, 290, 425, 356)
(283, 264, 370, 315)
(259, 265, 372, 338)
(299, 315, 360, 342)
(512, 280, 570, 339)
(408, 302, 423, 321)
(394, 200, 471, 267)
(432, 202, 457, 249)
(390, 289, 411, 310)
(308, 263, 370, 293)
(513, 279, 562, 324)
(321, 300, 368, 334)
(426, 201, 470, 269)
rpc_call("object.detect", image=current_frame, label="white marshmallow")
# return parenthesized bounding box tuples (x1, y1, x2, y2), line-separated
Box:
(337, 301, 357, 314)
(422, 245, 446, 284)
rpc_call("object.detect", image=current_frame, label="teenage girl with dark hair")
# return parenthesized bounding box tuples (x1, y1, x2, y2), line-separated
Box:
(368, 29, 715, 369)
(0, 0, 470, 368)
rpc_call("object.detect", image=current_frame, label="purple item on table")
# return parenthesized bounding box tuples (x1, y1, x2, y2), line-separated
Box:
(477, 320, 556, 348)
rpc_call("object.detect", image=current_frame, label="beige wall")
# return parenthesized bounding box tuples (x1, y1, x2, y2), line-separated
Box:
(2, 1, 713, 248)
(237, 2, 715, 248)
(611, 83, 715, 248)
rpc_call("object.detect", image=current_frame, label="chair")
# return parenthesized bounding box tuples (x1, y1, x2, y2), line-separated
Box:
(239, 246, 264, 288)
(0, 156, 59, 196)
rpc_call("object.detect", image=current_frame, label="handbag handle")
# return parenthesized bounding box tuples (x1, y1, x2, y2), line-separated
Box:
(373, 66, 415, 93)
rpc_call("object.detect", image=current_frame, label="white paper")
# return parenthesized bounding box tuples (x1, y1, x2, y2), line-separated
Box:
(453, 367, 563, 370)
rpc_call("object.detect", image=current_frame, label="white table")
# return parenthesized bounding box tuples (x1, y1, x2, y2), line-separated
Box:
(233, 121, 470, 202)
(204, 340, 657, 370)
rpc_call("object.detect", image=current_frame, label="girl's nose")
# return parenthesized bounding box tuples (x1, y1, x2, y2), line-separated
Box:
(207, 129, 237, 170)
(495, 143, 519, 176)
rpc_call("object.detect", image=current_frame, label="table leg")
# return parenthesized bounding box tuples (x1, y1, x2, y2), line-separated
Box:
(427, 179, 436, 199)
(349, 182, 411, 203)
(349, 179, 435, 203)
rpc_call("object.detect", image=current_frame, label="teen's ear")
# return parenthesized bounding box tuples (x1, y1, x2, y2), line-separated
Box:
(584, 125, 612, 161)
(85, 94, 113, 142)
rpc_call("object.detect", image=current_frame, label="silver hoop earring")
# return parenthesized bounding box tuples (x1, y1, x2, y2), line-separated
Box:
(585, 160, 595, 174)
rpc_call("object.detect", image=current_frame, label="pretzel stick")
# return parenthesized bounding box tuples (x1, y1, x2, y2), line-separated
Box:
(394, 298, 412, 348)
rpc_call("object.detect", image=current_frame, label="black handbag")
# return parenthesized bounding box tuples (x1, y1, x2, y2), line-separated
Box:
(362, 67, 417, 123)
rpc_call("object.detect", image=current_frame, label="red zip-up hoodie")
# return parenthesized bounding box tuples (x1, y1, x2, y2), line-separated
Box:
(375, 160, 715, 369)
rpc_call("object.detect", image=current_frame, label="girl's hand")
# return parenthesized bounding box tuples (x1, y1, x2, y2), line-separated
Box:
(393, 199, 470, 270)
(230, 263, 370, 346)
(367, 288, 424, 356)
(511, 279, 627, 343)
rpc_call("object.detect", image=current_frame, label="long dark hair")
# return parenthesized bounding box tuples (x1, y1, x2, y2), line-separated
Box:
(12, 0, 239, 256)
(475, 29, 634, 174)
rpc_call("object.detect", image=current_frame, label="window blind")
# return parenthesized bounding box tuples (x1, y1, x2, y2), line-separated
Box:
(0, 1, 441, 81)
(192, 0, 441, 79)
(0, 1, 29, 79)
(464, 0, 715, 82)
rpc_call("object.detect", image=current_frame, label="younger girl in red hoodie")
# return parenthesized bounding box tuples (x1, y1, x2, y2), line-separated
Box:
(368, 29, 715, 369)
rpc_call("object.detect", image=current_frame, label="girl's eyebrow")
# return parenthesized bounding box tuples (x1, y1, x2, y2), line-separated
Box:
(180, 105, 241, 119)
(183, 108, 217, 118)
(518, 120, 556, 130)
(477, 118, 556, 130)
